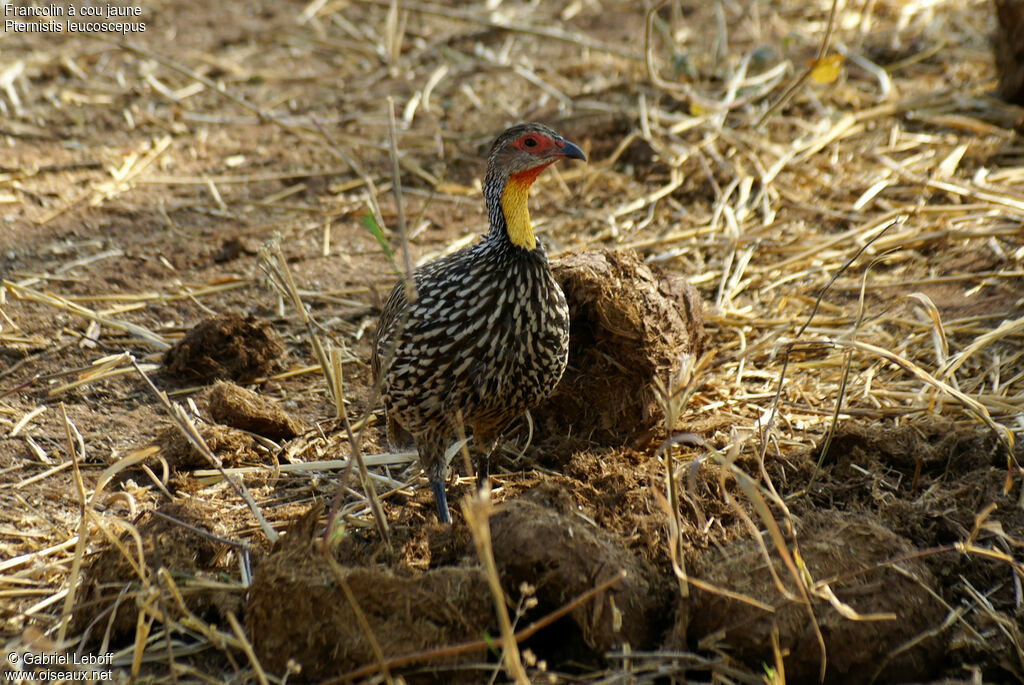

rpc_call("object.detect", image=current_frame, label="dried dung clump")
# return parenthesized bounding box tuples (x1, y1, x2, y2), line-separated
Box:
(532, 249, 706, 449)
(995, 0, 1024, 104)
(490, 498, 672, 658)
(162, 312, 284, 384)
(812, 417, 1003, 476)
(71, 500, 242, 644)
(682, 510, 945, 684)
(208, 380, 304, 440)
(246, 508, 494, 681)
(155, 422, 259, 470)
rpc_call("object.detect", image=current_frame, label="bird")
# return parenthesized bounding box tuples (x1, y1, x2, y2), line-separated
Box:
(372, 122, 586, 523)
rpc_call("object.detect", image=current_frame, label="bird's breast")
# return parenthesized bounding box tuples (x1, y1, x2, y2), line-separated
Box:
(379, 244, 569, 430)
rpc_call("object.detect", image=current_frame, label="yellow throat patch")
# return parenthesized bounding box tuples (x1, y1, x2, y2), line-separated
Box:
(500, 164, 551, 250)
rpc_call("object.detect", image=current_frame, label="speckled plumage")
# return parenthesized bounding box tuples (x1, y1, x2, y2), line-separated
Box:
(372, 123, 586, 522)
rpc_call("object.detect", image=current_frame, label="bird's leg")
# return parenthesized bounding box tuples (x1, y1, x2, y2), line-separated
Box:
(476, 450, 489, 489)
(475, 416, 524, 491)
(474, 435, 500, 491)
(419, 432, 453, 524)
(430, 478, 451, 524)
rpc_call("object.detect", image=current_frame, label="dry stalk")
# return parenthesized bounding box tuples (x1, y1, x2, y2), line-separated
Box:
(152, 568, 240, 646)
(461, 491, 529, 685)
(682, 574, 774, 613)
(258, 239, 337, 405)
(756, 0, 841, 125)
(603, 650, 764, 684)
(49, 359, 160, 397)
(3, 280, 170, 350)
(191, 452, 415, 480)
(838, 337, 1015, 478)
(331, 349, 392, 544)
(807, 254, 875, 492)
(761, 220, 898, 477)
(226, 612, 270, 685)
(702, 434, 828, 681)
(870, 609, 962, 684)
(8, 405, 45, 436)
(55, 403, 87, 646)
(321, 95, 423, 541)
(148, 509, 253, 585)
(258, 237, 390, 545)
(387, 96, 416, 303)
(652, 352, 710, 600)
(34, 135, 173, 225)
(13, 458, 74, 489)
(768, 625, 785, 685)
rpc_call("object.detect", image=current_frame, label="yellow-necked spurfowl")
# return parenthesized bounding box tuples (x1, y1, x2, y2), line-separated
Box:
(372, 122, 586, 523)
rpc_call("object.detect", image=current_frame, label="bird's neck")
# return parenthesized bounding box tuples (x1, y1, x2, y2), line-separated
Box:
(485, 164, 552, 251)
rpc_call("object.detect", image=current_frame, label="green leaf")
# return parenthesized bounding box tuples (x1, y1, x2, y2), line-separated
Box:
(360, 211, 396, 268)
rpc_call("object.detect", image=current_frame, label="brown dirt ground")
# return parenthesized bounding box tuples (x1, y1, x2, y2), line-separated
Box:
(2, 0, 1023, 683)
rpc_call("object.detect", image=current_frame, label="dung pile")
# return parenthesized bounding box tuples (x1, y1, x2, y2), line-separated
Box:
(151, 381, 303, 471)
(490, 498, 672, 656)
(532, 249, 706, 450)
(154, 422, 259, 470)
(162, 312, 284, 384)
(208, 380, 305, 440)
(245, 508, 494, 681)
(245, 495, 674, 679)
(680, 510, 946, 683)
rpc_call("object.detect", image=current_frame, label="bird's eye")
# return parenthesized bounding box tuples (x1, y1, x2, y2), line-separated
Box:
(523, 137, 537, 148)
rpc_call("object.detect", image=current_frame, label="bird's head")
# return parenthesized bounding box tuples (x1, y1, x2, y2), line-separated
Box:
(484, 123, 586, 251)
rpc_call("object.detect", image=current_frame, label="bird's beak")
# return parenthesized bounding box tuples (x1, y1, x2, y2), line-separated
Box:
(555, 139, 587, 162)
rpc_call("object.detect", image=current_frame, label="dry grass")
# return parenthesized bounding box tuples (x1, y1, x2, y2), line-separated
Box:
(1, 0, 1022, 682)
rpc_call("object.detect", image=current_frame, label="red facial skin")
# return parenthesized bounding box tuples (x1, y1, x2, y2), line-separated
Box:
(508, 133, 565, 184)
(511, 133, 566, 155)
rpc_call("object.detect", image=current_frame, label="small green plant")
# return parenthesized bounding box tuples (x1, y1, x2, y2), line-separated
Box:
(360, 210, 397, 271)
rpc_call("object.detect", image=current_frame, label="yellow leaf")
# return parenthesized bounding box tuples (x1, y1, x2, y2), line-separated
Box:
(689, 101, 706, 117)
(808, 54, 843, 84)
